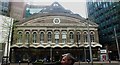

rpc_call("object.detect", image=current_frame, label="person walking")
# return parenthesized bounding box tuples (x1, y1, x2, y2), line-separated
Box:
(60, 53, 76, 65)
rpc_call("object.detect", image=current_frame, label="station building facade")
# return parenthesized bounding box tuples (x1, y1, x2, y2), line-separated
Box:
(10, 2, 102, 62)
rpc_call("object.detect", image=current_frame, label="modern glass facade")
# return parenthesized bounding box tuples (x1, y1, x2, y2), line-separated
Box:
(25, 4, 46, 18)
(0, 0, 10, 16)
(87, 1, 120, 60)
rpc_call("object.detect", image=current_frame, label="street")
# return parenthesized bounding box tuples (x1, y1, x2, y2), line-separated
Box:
(9, 61, 120, 65)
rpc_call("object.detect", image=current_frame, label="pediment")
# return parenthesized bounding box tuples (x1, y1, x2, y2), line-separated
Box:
(19, 16, 90, 27)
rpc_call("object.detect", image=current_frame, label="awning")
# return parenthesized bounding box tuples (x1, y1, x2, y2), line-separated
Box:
(82, 42, 102, 48)
(11, 42, 102, 48)
(10, 44, 28, 48)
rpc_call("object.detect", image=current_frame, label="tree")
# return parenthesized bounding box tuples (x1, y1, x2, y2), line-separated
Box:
(0, 15, 14, 64)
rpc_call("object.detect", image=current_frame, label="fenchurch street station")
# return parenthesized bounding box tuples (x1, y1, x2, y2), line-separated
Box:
(10, 2, 102, 63)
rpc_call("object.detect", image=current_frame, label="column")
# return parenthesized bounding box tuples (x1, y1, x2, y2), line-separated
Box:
(95, 30, 99, 43)
(37, 30, 40, 43)
(81, 30, 84, 44)
(59, 30, 62, 43)
(74, 30, 77, 44)
(52, 30, 55, 43)
(67, 30, 69, 43)
(44, 30, 47, 43)
(23, 30, 25, 44)
(30, 30, 32, 44)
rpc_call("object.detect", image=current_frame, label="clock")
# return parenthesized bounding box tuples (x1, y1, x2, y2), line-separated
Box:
(53, 18, 60, 24)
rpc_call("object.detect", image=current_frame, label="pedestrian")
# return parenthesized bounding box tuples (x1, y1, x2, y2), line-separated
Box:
(60, 53, 76, 65)
(108, 59, 111, 63)
(87, 59, 90, 63)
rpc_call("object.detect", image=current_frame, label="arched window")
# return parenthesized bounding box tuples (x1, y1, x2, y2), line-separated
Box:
(62, 31, 67, 43)
(40, 32, 44, 43)
(69, 32, 74, 43)
(76, 32, 80, 43)
(48, 32, 52, 43)
(90, 32, 95, 42)
(25, 32, 30, 43)
(32, 32, 37, 43)
(83, 32, 88, 42)
(55, 31, 59, 44)
(17, 32, 22, 43)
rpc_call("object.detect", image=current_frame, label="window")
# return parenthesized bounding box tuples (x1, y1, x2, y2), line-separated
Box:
(69, 32, 74, 43)
(62, 31, 67, 43)
(25, 32, 30, 43)
(53, 3, 59, 6)
(76, 32, 80, 43)
(40, 32, 44, 43)
(33, 32, 37, 43)
(90, 32, 95, 42)
(83, 32, 88, 42)
(17, 32, 22, 43)
(47, 32, 52, 43)
(55, 31, 59, 44)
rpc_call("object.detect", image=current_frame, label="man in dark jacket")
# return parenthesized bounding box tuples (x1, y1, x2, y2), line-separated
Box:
(60, 53, 76, 65)
(44, 53, 76, 65)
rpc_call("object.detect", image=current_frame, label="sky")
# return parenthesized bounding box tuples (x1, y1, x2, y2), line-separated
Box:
(8, 0, 120, 18)
(26, 0, 88, 18)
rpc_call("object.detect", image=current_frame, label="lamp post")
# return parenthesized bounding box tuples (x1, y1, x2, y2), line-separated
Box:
(84, 47, 87, 62)
(6, 19, 13, 65)
(85, 1, 93, 64)
(6, 24, 11, 65)
(86, 19, 93, 65)
(76, 32, 80, 65)
(50, 43, 52, 62)
(114, 27, 120, 61)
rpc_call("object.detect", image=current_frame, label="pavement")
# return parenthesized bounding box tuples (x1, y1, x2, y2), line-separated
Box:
(74, 61, 120, 65)
(5, 61, 120, 65)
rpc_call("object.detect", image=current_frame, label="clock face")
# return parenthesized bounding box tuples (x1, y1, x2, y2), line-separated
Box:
(53, 18, 60, 24)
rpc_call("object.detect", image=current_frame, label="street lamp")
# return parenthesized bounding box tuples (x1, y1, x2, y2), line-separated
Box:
(114, 27, 120, 61)
(76, 32, 80, 65)
(86, 19, 93, 65)
(85, 1, 93, 64)
(50, 43, 52, 62)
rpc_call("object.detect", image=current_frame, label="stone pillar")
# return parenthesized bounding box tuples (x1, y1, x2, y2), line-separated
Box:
(59, 30, 62, 43)
(44, 30, 47, 43)
(67, 30, 69, 43)
(37, 30, 40, 43)
(22, 30, 25, 44)
(30, 30, 32, 44)
(52, 30, 55, 43)
(37, 30, 39, 43)
(13, 30, 17, 44)
(74, 30, 77, 44)
(81, 30, 84, 44)
(95, 30, 99, 43)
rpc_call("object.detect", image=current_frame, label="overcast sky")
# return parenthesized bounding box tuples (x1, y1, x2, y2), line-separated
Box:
(26, 0, 88, 18)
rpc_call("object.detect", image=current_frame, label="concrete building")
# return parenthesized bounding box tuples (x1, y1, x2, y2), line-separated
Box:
(10, 1, 26, 20)
(87, 1, 120, 60)
(10, 2, 102, 62)
(0, 0, 10, 16)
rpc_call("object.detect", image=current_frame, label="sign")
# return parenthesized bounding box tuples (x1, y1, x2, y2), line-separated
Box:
(100, 49, 107, 53)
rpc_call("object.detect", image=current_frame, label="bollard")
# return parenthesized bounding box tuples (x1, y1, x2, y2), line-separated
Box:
(19, 61, 21, 65)
(28, 61, 30, 65)
(108, 59, 111, 63)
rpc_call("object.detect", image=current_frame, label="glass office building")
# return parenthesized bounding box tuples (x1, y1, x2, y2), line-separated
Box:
(25, 4, 48, 18)
(0, 0, 10, 16)
(87, 1, 120, 60)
